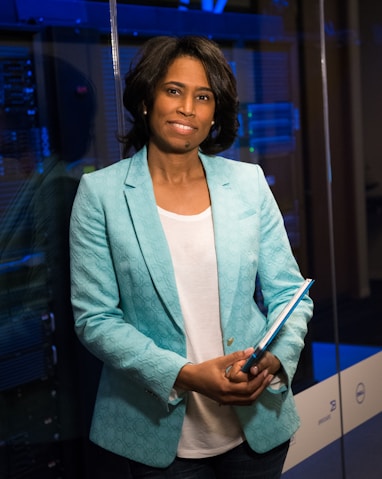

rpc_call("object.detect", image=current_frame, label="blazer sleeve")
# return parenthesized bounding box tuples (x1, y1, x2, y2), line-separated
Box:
(254, 165, 314, 386)
(70, 173, 189, 407)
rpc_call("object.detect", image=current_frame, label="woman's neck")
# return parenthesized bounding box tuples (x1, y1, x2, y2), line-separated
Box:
(147, 145, 203, 186)
(147, 147, 210, 215)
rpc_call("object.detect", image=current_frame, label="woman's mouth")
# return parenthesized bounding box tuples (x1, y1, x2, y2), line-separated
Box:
(169, 121, 196, 134)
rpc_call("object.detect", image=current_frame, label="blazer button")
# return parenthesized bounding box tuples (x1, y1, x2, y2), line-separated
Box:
(227, 337, 234, 346)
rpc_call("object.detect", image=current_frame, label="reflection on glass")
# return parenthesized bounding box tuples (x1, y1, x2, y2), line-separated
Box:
(0, 31, 101, 478)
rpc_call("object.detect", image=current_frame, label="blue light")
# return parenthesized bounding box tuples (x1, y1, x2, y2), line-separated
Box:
(201, 0, 214, 11)
(201, 0, 228, 14)
(178, 0, 190, 10)
(213, 0, 228, 14)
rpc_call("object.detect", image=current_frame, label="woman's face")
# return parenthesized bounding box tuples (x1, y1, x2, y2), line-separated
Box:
(148, 55, 216, 155)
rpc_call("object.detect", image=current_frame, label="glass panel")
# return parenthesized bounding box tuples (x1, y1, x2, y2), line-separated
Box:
(0, 16, 107, 479)
(327, 1, 382, 477)
(106, 1, 343, 477)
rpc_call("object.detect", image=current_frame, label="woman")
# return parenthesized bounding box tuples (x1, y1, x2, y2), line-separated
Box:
(70, 35, 313, 478)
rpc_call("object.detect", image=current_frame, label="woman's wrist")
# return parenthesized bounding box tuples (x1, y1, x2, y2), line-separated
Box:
(174, 363, 195, 391)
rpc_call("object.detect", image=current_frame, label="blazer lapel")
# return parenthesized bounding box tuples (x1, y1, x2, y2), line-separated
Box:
(122, 149, 243, 333)
(200, 154, 242, 331)
(122, 148, 184, 332)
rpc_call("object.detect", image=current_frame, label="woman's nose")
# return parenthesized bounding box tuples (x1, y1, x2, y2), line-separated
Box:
(177, 95, 195, 116)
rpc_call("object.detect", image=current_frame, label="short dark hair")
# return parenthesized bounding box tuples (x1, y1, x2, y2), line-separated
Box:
(120, 35, 239, 157)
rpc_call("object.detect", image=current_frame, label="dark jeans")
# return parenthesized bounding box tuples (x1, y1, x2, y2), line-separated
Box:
(91, 440, 290, 479)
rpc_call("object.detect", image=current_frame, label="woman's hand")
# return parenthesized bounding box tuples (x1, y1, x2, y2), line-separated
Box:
(227, 351, 281, 382)
(174, 348, 275, 406)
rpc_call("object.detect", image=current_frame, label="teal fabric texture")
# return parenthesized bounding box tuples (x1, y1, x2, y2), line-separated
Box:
(70, 147, 313, 467)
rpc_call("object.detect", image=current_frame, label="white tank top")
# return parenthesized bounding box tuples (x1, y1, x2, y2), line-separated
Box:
(158, 206, 244, 458)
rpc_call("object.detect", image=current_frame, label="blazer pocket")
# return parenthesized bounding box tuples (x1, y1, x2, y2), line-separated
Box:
(238, 208, 257, 221)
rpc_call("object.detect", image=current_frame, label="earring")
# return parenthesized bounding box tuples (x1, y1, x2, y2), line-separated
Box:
(211, 120, 215, 126)
(143, 110, 147, 115)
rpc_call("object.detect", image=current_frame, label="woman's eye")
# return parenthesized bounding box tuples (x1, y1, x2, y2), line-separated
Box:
(167, 88, 179, 95)
(198, 94, 210, 101)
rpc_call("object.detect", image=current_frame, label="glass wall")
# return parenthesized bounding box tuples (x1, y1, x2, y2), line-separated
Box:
(0, 1, 381, 478)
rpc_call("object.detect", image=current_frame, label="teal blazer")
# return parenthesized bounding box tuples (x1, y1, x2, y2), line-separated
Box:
(70, 147, 313, 467)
